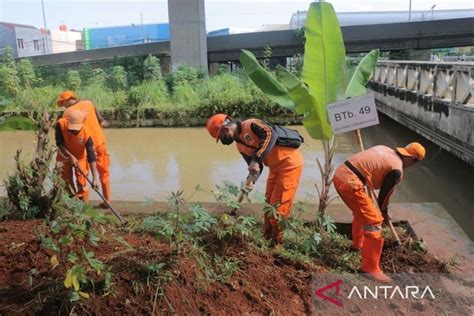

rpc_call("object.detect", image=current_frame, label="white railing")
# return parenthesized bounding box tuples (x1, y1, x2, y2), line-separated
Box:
(372, 61, 474, 106)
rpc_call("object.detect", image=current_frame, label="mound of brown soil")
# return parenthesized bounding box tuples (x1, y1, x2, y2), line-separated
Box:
(0, 219, 461, 315)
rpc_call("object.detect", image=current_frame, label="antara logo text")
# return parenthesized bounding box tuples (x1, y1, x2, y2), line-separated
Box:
(315, 279, 436, 307)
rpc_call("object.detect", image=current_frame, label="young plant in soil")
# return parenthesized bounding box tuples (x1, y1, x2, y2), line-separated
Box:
(41, 194, 117, 302)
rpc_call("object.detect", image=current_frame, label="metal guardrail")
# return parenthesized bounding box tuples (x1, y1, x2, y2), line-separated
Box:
(372, 60, 474, 106)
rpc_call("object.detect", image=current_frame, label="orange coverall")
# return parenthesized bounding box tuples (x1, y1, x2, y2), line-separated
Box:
(62, 101, 111, 201)
(236, 119, 303, 243)
(55, 118, 96, 201)
(333, 145, 403, 275)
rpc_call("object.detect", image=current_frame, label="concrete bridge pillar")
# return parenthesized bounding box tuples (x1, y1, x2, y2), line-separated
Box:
(168, 0, 208, 72)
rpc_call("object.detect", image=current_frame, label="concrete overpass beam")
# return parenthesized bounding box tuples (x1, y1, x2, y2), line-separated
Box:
(168, 0, 208, 72)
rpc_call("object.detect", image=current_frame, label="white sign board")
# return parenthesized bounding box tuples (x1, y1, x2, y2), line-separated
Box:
(327, 93, 379, 134)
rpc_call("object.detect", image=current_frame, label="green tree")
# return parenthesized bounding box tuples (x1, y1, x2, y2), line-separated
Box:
(17, 59, 36, 88)
(112, 55, 143, 85)
(66, 70, 82, 90)
(1, 46, 17, 70)
(109, 66, 127, 91)
(0, 46, 20, 96)
(92, 68, 107, 86)
(143, 55, 162, 81)
(36, 64, 62, 86)
(261, 45, 272, 69)
(78, 62, 94, 85)
(0, 65, 20, 97)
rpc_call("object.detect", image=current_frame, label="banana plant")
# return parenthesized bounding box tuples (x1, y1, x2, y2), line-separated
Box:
(240, 1, 379, 215)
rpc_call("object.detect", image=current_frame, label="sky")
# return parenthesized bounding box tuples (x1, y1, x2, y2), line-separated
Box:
(0, 0, 472, 32)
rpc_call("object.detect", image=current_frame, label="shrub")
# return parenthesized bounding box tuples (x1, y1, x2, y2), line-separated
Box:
(109, 66, 128, 91)
(78, 83, 116, 110)
(17, 59, 37, 89)
(143, 55, 162, 81)
(171, 82, 200, 109)
(129, 80, 170, 110)
(66, 70, 82, 91)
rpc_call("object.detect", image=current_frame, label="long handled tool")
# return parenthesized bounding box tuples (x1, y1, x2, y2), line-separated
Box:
(62, 149, 124, 223)
(74, 164, 125, 223)
(354, 129, 401, 246)
(229, 173, 257, 216)
(369, 188, 402, 246)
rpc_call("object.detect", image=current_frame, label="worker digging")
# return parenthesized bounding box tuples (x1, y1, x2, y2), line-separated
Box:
(55, 109, 100, 202)
(333, 142, 426, 283)
(206, 113, 305, 245)
(56, 90, 112, 208)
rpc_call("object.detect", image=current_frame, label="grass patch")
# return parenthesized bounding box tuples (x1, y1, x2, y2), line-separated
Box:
(0, 116, 37, 131)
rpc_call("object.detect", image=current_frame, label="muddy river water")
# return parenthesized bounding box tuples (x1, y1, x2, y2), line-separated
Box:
(1, 115, 472, 239)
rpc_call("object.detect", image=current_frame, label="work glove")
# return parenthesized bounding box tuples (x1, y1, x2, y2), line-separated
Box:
(248, 160, 260, 175)
(240, 181, 253, 194)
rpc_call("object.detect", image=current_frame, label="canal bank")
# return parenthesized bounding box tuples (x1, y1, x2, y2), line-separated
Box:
(94, 200, 473, 282)
(1, 114, 473, 239)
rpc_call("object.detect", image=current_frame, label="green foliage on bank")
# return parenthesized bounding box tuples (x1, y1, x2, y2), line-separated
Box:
(0, 51, 292, 122)
(0, 116, 37, 131)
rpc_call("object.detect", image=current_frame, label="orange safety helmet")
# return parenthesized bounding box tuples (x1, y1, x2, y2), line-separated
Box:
(56, 90, 77, 107)
(206, 113, 231, 142)
(396, 142, 426, 161)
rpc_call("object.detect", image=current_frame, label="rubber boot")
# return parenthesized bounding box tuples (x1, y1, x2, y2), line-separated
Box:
(351, 217, 364, 251)
(361, 237, 392, 283)
(273, 225, 284, 245)
(98, 202, 109, 209)
(263, 214, 273, 240)
(100, 179, 111, 202)
(77, 188, 89, 202)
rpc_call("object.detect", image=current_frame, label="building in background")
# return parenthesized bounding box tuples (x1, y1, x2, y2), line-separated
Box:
(289, 9, 474, 29)
(207, 28, 230, 37)
(0, 22, 51, 57)
(83, 23, 169, 50)
(49, 25, 83, 53)
(257, 24, 290, 32)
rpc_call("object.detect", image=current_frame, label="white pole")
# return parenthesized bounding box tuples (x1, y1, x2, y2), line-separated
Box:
(41, 0, 48, 54)
(140, 13, 144, 43)
(408, 0, 412, 21)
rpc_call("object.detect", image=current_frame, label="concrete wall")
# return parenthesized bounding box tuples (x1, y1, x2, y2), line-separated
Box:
(0, 25, 17, 56)
(23, 40, 170, 67)
(168, 0, 208, 71)
(14, 26, 47, 57)
(368, 82, 474, 166)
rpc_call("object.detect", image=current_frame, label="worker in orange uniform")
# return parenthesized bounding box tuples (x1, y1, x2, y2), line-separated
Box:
(56, 91, 111, 207)
(333, 143, 426, 283)
(206, 114, 304, 244)
(55, 109, 100, 202)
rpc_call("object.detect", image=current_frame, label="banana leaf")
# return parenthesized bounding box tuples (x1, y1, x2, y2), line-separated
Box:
(239, 50, 294, 110)
(345, 49, 380, 97)
(302, 2, 347, 107)
(275, 65, 332, 139)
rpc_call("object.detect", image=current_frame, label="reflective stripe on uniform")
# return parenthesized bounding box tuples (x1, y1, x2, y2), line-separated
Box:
(362, 225, 382, 232)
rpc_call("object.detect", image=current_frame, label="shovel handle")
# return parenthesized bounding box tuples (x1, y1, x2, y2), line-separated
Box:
(369, 188, 402, 246)
(62, 149, 124, 223)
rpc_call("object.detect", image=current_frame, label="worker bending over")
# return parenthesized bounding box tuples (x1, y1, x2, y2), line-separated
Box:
(56, 91, 111, 207)
(333, 142, 426, 283)
(55, 110, 100, 202)
(206, 114, 304, 244)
